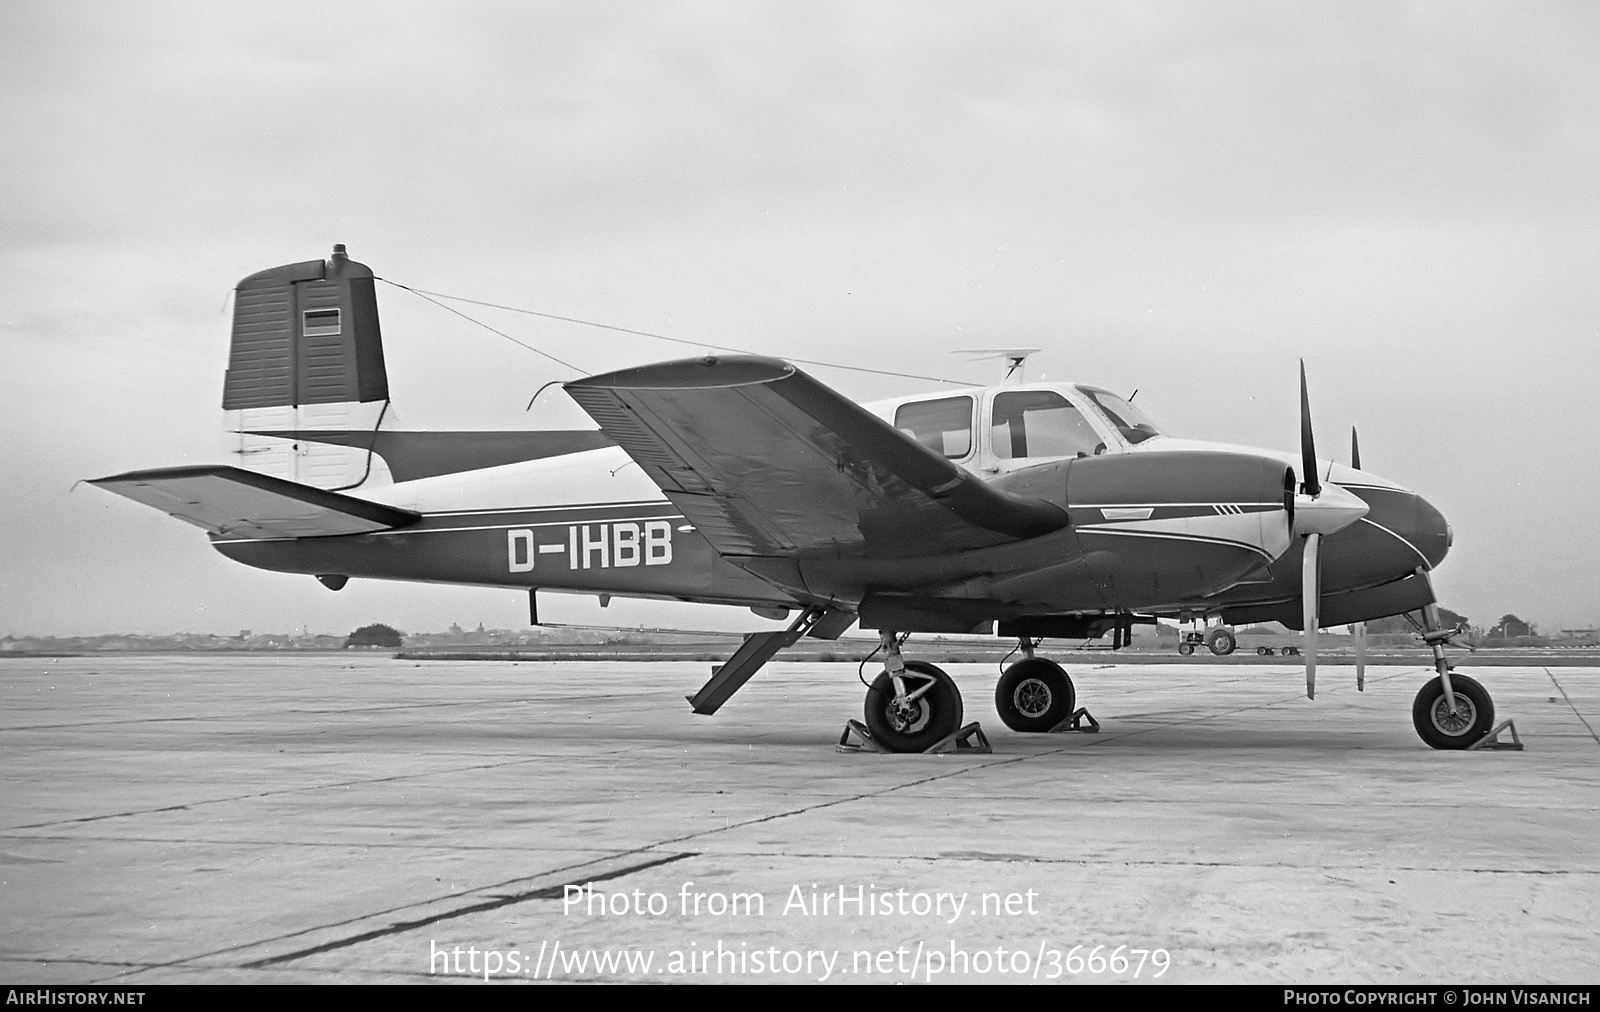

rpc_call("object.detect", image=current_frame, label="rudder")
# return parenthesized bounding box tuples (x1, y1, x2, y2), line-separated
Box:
(223, 245, 394, 489)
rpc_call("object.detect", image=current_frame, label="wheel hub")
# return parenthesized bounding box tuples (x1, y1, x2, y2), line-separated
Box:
(1430, 695, 1477, 736)
(1013, 678, 1053, 718)
(887, 698, 928, 733)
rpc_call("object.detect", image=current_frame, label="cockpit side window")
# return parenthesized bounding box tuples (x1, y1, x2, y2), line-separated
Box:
(990, 390, 1103, 459)
(1079, 388, 1163, 445)
(894, 395, 974, 459)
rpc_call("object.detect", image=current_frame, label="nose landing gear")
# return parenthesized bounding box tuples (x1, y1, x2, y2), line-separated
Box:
(1408, 584, 1497, 750)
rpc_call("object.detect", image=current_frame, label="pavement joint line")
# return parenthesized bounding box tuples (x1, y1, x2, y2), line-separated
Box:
(1543, 667, 1600, 747)
(901, 664, 1431, 771)
(88, 849, 702, 983)
(0, 832, 640, 851)
(684, 850, 1600, 875)
(0, 692, 665, 733)
(130, 736, 1154, 964)
(239, 851, 697, 969)
(610, 667, 1433, 860)
(3, 666, 1425, 833)
(547, 665, 1459, 864)
(3, 755, 552, 832)
(118, 766, 1101, 975)
(19, 660, 1580, 983)
(0, 661, 1453, 735)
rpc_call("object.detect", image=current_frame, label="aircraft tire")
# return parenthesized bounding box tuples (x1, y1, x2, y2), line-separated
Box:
(864, 661, 963, 753)
(1206, 627, 1237, 656)
(1412, 673, 1494, 750)
(994, 658, 1075, 733)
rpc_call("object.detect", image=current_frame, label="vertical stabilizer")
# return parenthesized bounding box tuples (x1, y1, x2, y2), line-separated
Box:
(223, 245, 395, 489)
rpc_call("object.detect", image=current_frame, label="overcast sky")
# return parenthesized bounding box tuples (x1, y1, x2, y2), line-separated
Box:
(3, 1, 1597, 638)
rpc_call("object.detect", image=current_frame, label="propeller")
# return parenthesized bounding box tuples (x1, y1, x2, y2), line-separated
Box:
(1294, 363, 1370, 700)
(1349, 425, 1366, 691)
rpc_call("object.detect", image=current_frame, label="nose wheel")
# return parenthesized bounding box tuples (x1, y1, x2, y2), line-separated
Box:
(1412, 673, 1494, 750)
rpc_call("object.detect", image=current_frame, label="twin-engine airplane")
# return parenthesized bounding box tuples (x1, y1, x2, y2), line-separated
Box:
(91, 247, 1488, 752)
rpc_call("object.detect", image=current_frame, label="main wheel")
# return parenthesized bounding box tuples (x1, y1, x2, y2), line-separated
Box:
(864, 661, 963, 753)
(1206, 627, 1237, 656)
(1256, 646, 1274, 656)
(994, 658, 1076, 733)
(1412, 673, 1494, 750)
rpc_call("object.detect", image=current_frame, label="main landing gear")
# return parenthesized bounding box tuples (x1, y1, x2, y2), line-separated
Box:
(856, 633, 1094, 752)
(994, 639, 1076, 732)
(861, 634, 965, 752)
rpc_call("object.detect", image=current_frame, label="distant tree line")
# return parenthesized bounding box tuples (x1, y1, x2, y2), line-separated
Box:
(344, 624, 403, 649)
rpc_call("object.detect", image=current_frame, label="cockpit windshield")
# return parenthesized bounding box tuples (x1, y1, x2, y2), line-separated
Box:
(1078, 387, 1164, 445)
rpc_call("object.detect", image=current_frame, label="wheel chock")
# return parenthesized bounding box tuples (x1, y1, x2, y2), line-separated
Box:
(924, 722, 992, 755)
(1049, 707, 1100, 733)
(1467, 719, 1524, 751)
(837, 720, 890, 753)
(836, 720, 993, 754)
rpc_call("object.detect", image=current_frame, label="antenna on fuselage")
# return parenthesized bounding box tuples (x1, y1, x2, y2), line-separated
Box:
(951, 347, 1042, 384)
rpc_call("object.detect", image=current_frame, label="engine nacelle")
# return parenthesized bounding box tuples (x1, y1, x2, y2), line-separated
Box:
(990, 450, 1295, 609)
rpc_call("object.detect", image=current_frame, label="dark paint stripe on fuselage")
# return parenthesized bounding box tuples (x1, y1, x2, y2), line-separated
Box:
(208, 481, 1430, 626)
(210, 500, 800, 607)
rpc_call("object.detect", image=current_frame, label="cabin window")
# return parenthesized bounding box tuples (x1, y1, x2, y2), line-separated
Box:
(991, 390, 1103, 458)
(895, 395, 973, 459)
(302, 309, 341, 337)
(1079, 387, 1162, 445)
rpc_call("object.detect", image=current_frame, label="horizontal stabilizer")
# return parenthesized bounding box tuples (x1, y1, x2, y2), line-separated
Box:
(88, 465, 419, 540)
(243, 429, 616, 481)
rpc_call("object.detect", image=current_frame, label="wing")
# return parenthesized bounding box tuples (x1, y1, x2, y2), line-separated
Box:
(564, 356, 1066, 559)
(88, 465, 419, 539)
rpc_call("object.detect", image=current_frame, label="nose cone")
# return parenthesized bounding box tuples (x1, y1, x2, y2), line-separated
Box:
(1352, 485, 1451, 575)
(1414, 494, 1451, 570)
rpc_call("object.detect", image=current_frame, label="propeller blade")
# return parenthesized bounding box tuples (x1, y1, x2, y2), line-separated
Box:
(1299, 360, 1321, 498)
(1303, 532, 1320, 699)
(1350, 425, 1362, 471)
(1356, 620, 1367, 689)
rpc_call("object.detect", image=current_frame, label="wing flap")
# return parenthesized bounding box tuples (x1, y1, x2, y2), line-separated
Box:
(89, 465, 419, 540)
(565, 356, 1067, 559)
